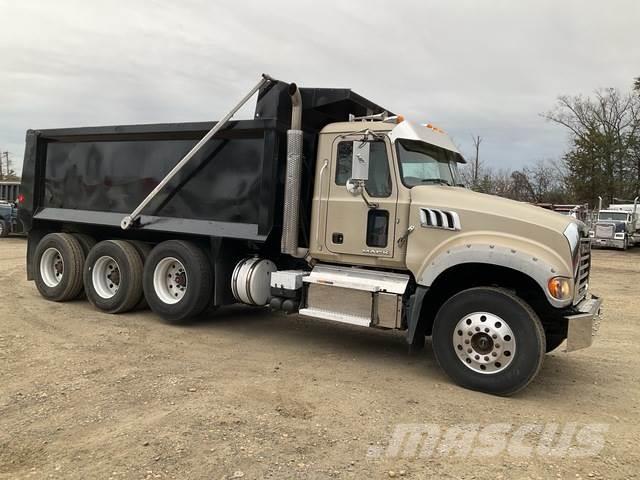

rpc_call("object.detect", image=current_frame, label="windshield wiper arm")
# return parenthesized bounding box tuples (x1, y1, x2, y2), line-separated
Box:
(421, 178, 451, 186)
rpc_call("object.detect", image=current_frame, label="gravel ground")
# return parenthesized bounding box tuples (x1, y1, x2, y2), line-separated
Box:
(0, 237, 639, 479)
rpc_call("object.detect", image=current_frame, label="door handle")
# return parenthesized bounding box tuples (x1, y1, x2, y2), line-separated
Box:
(316, 159, 329, 249)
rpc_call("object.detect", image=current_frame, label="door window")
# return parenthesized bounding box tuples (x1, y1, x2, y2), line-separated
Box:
(335, 141, 392, 197)
(366, 209, 389, 247)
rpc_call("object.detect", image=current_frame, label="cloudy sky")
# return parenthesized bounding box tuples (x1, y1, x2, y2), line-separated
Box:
(1, 0, 638, 175)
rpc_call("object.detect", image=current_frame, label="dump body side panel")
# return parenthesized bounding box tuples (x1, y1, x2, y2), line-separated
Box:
(20, 120, 284, 241)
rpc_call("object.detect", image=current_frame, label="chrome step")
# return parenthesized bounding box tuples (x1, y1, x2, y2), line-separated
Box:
(298, 307, 371, 327)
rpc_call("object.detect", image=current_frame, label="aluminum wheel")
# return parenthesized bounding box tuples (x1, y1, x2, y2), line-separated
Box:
(40, 247, 64, 287)
(153, 257, 187, 305)
(92, 255, 121, 299)
(452, 312, 516, 374)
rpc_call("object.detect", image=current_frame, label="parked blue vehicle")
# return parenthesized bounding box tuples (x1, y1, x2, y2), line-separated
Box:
(0, 201, 22, 237)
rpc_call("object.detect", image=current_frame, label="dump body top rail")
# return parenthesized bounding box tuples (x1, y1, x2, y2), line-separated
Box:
(19, 80, 390, 242)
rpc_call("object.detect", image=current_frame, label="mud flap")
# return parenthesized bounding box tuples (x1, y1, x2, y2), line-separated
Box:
(406, 286, 428, 353)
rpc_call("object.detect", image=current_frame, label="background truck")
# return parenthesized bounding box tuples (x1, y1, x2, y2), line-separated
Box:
(19, 75, 600, 395)
(0, 181, 20, 203)
(590, 197, 639, 249)
(0, 200, 22, 237)
(535, 203, 590, 224)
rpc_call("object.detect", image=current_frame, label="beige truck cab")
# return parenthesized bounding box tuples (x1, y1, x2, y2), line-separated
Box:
(298, 115, 600, 395)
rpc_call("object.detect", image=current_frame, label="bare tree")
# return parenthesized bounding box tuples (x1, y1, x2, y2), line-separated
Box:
(543, 87, 640, 205)
(0, 151, 18, 181)
(471, 135, 482, 185)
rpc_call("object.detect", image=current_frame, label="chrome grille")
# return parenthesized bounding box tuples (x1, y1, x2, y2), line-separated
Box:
(574, 237, 591, 303)
(595, 224, 614, 239)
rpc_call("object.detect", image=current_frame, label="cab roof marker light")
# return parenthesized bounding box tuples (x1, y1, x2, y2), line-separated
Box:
(424, 123, 446, 134)
(382, 114, 404, 124)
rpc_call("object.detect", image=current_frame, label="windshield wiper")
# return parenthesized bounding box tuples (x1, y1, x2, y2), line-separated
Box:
(420, 178, 451, 186)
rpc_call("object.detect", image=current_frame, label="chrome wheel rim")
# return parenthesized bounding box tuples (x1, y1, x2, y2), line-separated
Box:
(40, 247, 64, 287)
(153, 257, 187, 304)
(452, 312, 516, 374)
(92, 255, 120, 299)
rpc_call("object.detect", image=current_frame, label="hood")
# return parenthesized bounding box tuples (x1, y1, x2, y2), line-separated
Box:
(410, 186, 578, 239)
(596, 220, 627, 233)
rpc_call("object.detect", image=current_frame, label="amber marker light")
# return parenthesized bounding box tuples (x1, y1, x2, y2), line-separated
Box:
(548, 277, 572, 300)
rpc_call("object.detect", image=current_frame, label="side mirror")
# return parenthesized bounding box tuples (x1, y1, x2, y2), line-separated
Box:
(346, 178, 362, 195)
(351, 141, 370, 181)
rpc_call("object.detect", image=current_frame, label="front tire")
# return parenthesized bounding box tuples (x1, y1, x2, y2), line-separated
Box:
(143, 240, 212, 323)
(432, 287, 546, 396)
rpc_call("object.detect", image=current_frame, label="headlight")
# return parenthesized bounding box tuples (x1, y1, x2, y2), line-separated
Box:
(614, 232, 625, 239)
(548, 277, 572, 300)
(589, 230, 594, 238)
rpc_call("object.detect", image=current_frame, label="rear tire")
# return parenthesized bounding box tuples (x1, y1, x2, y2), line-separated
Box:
(83, 240, 144, 313)
(143, 240, 212, 323)
(72, 234, 97, 298)
(34, 233, 85, 301)
(0, 220, 8, 237)
(73, 233, 97, 257)
(129, 241, 152, 310)
(431, 287, 546, 396)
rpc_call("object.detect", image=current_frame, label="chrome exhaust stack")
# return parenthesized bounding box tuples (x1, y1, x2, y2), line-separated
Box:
(281, 83, 308, 258)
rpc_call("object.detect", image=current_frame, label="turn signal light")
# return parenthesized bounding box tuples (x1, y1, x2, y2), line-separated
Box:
(548, 277, 572, 300)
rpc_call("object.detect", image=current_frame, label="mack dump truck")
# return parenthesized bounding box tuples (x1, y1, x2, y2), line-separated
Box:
(19, 75, 601, 395)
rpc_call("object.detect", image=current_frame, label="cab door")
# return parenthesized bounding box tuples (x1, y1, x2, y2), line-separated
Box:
(324, 136, 398, 259)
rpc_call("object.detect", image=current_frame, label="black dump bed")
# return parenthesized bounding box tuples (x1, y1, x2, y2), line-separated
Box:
(19, 80, 388, 243)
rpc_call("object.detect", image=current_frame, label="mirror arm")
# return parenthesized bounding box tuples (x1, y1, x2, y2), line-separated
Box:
(359, 182, 378, 209)
(361, 191, 378, 209)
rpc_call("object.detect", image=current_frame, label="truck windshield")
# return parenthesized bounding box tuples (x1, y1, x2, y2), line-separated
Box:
(599, 212, 628, 221)
(396, 139, 460, 187)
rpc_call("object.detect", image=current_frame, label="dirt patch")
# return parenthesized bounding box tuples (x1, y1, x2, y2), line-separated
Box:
(1, 237, 638, 479)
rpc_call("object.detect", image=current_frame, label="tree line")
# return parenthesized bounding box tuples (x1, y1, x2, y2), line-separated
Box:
(462, 77, 640, 207)
(0, 150, 19, 181)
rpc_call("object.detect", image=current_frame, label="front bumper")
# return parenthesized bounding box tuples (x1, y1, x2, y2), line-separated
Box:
(564, 295, 602, 352)
(592, 237, 624, 249)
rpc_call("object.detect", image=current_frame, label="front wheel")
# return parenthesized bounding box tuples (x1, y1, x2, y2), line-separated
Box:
(432, 287, 546, 396)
